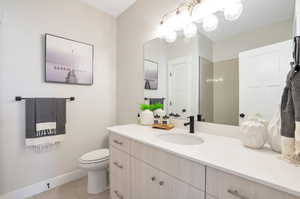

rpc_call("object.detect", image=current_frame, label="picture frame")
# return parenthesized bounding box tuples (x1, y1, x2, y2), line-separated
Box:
(45, 34, 94, 85)
(144, 59, 158, 90)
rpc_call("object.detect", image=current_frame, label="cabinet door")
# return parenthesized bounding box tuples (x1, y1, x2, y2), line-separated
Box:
(188, 186, 205, 199)
(159, 171, 189, 199)
(110, 147, 130, 199)
(131, 157, 160, 199)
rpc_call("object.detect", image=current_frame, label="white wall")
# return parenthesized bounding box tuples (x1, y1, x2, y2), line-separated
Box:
(213, 19, 293, 62)
(0, 0, 116, 195)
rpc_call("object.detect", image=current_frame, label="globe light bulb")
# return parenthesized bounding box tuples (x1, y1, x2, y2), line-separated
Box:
(165, 31, 177, 43)
(166, 9, 192, 32)
(167, 13, 182, 31)
(183, 23, 197, 38)
(202, 14, 219, 32)
(156, 21, 167, 39)
(224, 2, 243, 21)
(192, 1, 220, 23)
(192, 3, 210, 23)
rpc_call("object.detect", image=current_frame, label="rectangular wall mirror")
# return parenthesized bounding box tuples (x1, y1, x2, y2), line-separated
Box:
(143, 0, 295, 126)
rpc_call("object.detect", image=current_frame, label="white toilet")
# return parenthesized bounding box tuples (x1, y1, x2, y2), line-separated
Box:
(79, 149, 109, 194)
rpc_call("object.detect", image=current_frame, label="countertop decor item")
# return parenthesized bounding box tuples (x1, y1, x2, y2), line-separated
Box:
(152, 123, 174, 130)
(139, 104, 154, 125)
(162, 115, 170, 125)
(240, 116, 268, 149)
(268, 108, 282, 153)
(153, 108, 166, 119)
(154, 114, 161, 125)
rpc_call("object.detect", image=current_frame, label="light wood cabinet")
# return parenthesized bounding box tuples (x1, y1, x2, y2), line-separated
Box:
(110, 133, 131, 153)
(206, 167, 300, 199)
(131, 140, 205, 191)
(110, 146, 130, 199)
(109, 132, 300, 199)
(131, 157, 204, 199)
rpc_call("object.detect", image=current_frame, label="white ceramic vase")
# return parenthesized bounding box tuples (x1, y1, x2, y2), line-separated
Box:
(240, 116, 268, 149)
(140, 110, 154, 125)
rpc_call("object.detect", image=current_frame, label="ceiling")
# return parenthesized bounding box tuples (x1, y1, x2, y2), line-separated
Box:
(198, 0, 295, 42)
(79, 0, 136, 17)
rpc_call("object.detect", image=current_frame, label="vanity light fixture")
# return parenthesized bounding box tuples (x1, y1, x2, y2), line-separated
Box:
(157, 0, 244, 43)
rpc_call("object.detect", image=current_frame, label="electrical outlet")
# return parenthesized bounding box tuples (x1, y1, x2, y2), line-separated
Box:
(46, 183, 50, 189)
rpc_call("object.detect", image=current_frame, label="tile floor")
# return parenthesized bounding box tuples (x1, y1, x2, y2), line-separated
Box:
(28, 177, 110, 199)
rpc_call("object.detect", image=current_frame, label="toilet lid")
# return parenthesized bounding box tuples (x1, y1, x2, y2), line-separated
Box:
(79, 149, 109, 163)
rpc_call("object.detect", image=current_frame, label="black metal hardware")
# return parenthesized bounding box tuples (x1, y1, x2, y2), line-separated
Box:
(182, 109, 186, 113)
(15, 96, 75, 101)
(184, 116, 195, 134)
(197, 114, 205, 122)
(170, 113, 181, 118)
(240, 113, 246, 118)
(293, 36, 300, 72)
(144, 97, 165, 100)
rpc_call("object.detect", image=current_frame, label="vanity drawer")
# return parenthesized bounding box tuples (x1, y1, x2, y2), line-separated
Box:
(131, 140, 205, 191)
(110, 146, 130, 199)
(206, 167, 299, 199)
(110, 132, 130, 153)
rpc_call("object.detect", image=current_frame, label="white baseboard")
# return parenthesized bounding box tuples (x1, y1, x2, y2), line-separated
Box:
(0, 169, 87, 199)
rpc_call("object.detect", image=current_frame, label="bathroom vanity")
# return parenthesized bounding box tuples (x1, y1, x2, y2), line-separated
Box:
(108, 124, 300, 199)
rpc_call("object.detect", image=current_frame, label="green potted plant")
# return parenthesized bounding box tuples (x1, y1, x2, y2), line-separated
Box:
(139, 104, 154, 125)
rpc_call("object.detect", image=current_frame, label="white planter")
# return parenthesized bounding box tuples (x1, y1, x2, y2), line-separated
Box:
(140, 110, 154, 125)
(240, 117, 268, 149)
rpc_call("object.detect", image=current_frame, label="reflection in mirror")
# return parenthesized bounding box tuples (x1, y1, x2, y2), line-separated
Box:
(144, 0, 295, 126)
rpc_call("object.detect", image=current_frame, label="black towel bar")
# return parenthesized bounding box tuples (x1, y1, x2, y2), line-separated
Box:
(15, 96, 75, 101)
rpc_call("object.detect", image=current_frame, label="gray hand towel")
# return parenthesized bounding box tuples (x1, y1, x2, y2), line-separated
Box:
(25, 98, 66, 150)
(149, 98, 164, 105)
(281, 68, 300, 157)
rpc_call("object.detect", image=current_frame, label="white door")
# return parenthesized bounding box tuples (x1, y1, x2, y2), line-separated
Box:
(168, 57, 198, 118)
(239, 40, 293, 122)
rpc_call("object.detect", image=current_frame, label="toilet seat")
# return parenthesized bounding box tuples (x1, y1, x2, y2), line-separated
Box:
(79, 149, 109, 164)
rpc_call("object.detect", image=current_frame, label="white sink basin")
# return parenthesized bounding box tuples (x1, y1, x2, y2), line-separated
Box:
(157, 134, 204, 145)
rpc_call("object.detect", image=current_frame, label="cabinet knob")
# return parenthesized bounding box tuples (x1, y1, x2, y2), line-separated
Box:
(151, 176, 156, 181)
(240, 113, 246, 118)
(114, 190, 124, 199)
(113, 140, 123, 145)
(113, 162, 123, 169)
(159, 181, 164, 186)
(227, 189, 249, 199)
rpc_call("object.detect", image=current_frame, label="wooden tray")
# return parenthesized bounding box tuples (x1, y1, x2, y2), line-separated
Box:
(152, 123, 175, 130)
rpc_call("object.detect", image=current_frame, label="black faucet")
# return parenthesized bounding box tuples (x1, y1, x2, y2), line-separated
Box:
(184, 116, 194, 134)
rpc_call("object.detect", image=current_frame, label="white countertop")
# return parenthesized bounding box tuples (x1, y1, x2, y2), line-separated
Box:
(107, 124, 300, 197)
